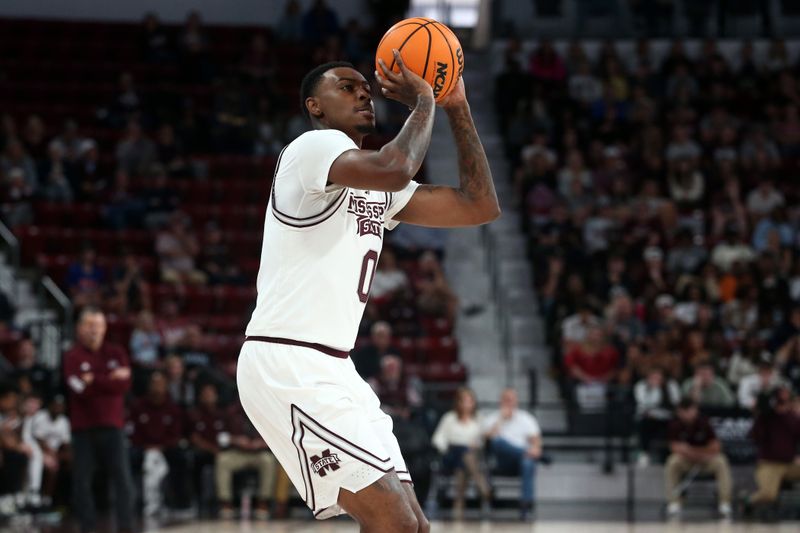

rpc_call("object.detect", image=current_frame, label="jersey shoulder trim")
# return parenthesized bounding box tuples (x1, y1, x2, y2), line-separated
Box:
(270, 145, 348, 228)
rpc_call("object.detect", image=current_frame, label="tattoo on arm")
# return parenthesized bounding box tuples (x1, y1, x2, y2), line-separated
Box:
(444, 104, 496, 204)
(388, 96, 435, 178)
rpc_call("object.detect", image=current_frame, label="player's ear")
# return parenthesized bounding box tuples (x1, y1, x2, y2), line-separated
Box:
(306, 97, 323, 119)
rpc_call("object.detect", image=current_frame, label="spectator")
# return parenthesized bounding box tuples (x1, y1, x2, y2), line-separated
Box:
(129, 370, 191, 516)
(215, 404, 277, 520)
(564, 325, 620, 388)
(11, 337, 55, 399)
(179, 11, 212, 83)
(200, 221, 243, 286)
(483, 388, 542, 521)
(107, 72, 143, 128)
(370, 248, 409, 301)
(108, 249, 151, 314)
(681, 363, 735, 408)
(140, 12, 174, 63)
(561, 303, 602, 349)
(568, 61, 603, 107)
(240, 33, 276, 83)
(129, 310, 162, 369)
(415, 252, 459, 321)
(141, 163, 179, 229)
(174, 324, 211, 370)
(746, 386, 800, 513)
(711, 226, 756, 272)
(20, 393, 45, 506)
(38, 141, 74, 203)
(528, 40, 566, 83)
(746, 179, 785, 219)
(187, 383, 233, 514)
(154, 124, 190, 177)
(72, 139, 105, 201)
(351, 321, 398, 381)
(156, 298, 190, 350)
(156, 212, 207, 285)
(21, 114, 47, 161)
(62, 307, 134, 533)
(431, 387, 491, 519)
(738, 358, 788, 410)
(302, 0, 340, 44)
(634, 367, 681, 465)
(29, 394, 70, 508)
(369, 355, 423, 420)
(727, 339, 765, 388)
(164, 354, 194, 407)
(0, 166, 35, 227)
(0, 139, 38, 193)
(665, 398, 732, 518)
(65, 245, 105, 308)
(0, 382, 30, 505)
(103, 169, 144, 229)
(115, 120, 157, 177)
(276, 0, 303, 41)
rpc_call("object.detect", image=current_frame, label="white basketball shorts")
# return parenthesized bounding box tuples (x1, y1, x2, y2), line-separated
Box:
(236, 337, 412, 519)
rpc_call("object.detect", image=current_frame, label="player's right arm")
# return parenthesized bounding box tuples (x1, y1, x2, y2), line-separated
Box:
(328, 50, 435, 192)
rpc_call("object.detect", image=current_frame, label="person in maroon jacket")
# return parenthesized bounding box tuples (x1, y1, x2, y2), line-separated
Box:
(63, 306, 134, 533)
(187, 382, 234, 517)
(130, 370, 191, 515)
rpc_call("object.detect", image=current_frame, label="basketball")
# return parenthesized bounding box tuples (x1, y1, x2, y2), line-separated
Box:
(375, 17, 464, 103)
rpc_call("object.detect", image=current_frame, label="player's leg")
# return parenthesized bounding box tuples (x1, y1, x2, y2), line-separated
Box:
(402, 481, 431, 533)
(337, 472, 419, 533)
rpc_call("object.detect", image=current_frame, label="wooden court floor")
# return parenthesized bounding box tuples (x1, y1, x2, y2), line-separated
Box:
(150, 520, 800, 533)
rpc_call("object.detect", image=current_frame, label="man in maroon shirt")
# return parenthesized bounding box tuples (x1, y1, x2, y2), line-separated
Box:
(130, 370, 191, 515)
(665, 398, 732, 519)
(187, 382, 237, 517)
(748, 386, 800, 508)
(63, 306, 134, 533)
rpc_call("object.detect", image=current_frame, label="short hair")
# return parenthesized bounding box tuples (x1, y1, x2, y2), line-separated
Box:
(299, 61, 355, 121)
(76, 305, 104, 325)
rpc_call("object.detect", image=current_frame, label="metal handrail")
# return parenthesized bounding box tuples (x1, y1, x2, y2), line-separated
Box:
(41, 275, 73, 341)
(0, 220, 20, 269)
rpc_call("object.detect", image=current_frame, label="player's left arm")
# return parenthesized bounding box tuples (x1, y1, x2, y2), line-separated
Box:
(393, 78, 500, 227)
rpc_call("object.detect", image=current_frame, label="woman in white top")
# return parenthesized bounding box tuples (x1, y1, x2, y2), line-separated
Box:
(431, 387, 491, 519)
(634, 366, 681, 464)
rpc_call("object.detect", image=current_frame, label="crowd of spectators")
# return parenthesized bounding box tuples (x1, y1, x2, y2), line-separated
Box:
(496, 35, 800, 515)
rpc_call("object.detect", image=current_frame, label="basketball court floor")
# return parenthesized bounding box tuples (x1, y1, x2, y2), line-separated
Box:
(148, 520, 800, 533)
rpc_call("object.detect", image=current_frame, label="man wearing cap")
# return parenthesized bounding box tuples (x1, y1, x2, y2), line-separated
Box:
(665, 398, 733, 518)
(63, 306, 134, 533)
(737, 357, 789, 410)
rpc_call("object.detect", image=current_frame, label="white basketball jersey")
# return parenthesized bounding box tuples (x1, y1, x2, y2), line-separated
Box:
(245, 129, 419, 351)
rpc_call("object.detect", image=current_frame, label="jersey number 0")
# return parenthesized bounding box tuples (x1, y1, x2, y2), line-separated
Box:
(357, 250, 379, 303)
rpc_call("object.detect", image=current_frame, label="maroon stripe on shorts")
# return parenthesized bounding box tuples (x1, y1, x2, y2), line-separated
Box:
(245, 336, 350, 359)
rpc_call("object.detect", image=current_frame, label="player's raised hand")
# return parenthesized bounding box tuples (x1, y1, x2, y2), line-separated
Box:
(375, 49, 433, 109)
(437, 76, 467, 110)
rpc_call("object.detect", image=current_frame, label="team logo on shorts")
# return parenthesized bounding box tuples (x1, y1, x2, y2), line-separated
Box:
(310, 449, 341, 477)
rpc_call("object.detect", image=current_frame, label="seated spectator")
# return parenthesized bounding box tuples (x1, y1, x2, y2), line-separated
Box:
(564, 325, 620, 404)
(711, 226, 756, 272)
(115, 120, 156, 177)
(164, 354, 194, 407)
(200, 221, 243, 286)
(1, 166, 35, 227)
(560, 303, 601, 351)
(141, 164, 179, 229)
(634, 367, 680, 465)
(156, 212, 207, 285)
(414, 251, 458, 322)
(0, 382, 30, 507)
(179, 11, 213, 83)
(666, 229, 707, 275)
(38, 141, 74, 203)
(156, 299, 190, 350)
(29, 394, 70, 508)
(0, 139, 38, 193)
(187, 383, 238, 515)
(370, 248, 409, 302)
(72, 139, 105, 202)
(154, 125, 190, 177)
(108, 249, 151, 314)
(431, 387, 491, 519)
(11, 337, 54, 399)
(746, 179, 784, 220)
(66, 245, 105, 307)
(140, 12, 174, 63)
(105, 73, 143, 129)
(215, 405, 277, 520)
(727, 338, 764, 388)
(665, 398, 732, 518)
(174, 324, 211, 371)
(103, 169, 145, 229)
(129, 310, 162, 369)
(130, 371, 191, 516)
(738, 357, 788, 410)
(483, 388, 542, 521)
(681, 363, 735, 408)
(351, 321, 398, 381)
(369, 355, 422, 420)
(746, 386, 800, 515)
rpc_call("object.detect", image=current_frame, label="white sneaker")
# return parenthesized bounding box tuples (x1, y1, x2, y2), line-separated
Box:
(667, 502, 681, 518)
(718, 502, 732, 519)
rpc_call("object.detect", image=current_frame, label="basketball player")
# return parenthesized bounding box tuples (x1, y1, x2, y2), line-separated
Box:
(237, 50, 498, 532)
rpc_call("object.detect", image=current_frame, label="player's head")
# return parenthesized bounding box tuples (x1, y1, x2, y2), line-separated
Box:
(300, 61, 375, 140)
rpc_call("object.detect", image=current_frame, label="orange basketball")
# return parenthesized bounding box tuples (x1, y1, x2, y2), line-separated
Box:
(375, 17, 464, 103)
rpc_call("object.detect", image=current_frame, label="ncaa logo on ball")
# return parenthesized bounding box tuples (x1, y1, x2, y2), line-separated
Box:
(432, 62, 448, 98)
